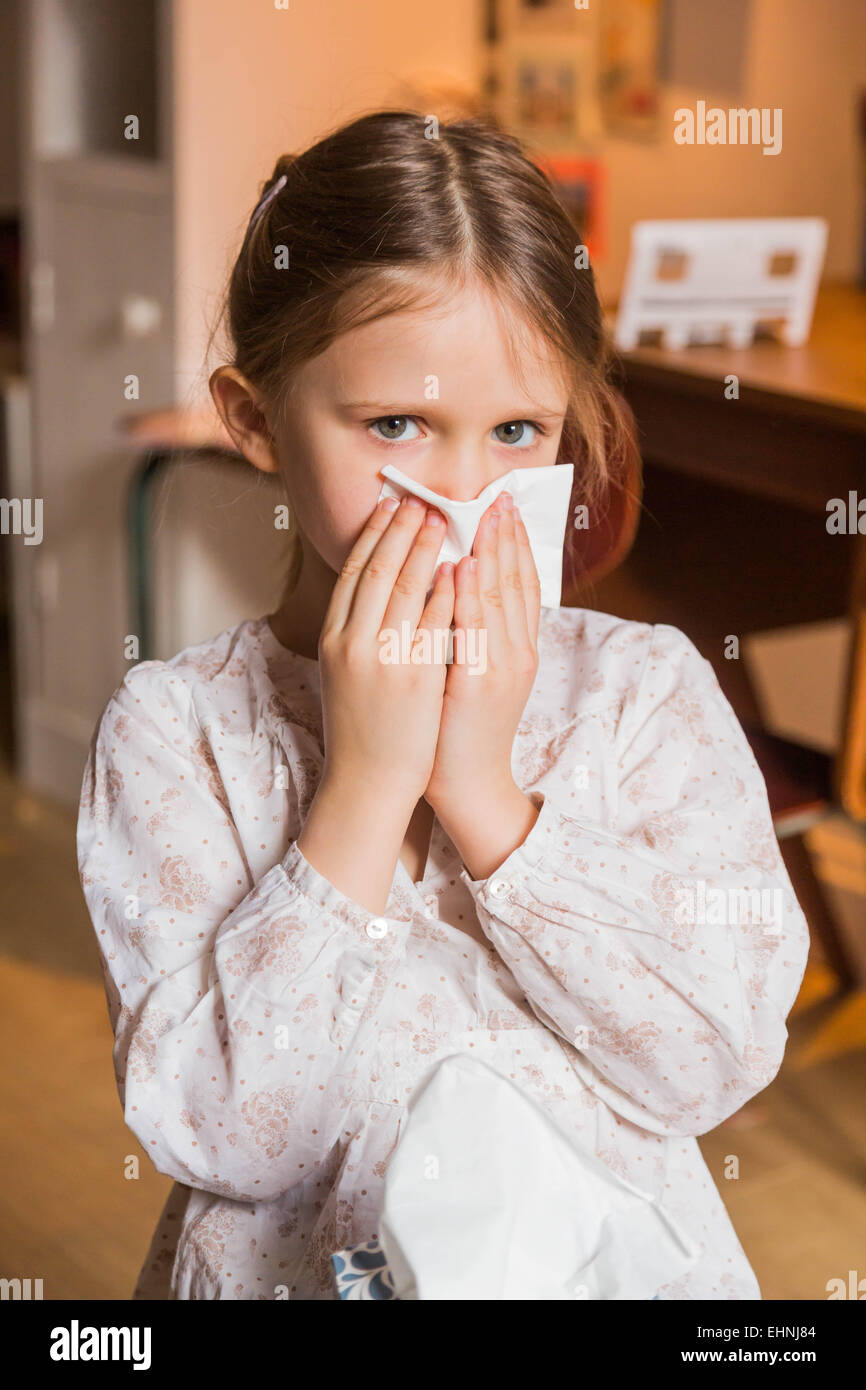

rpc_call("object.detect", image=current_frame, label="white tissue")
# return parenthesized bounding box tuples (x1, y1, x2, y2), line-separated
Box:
(377, 462, 575, 608)
(377, 1053, 701, 1300)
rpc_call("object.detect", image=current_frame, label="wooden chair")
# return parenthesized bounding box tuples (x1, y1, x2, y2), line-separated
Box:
(739, 725, 859, 992)
(117, 406, 245, 659)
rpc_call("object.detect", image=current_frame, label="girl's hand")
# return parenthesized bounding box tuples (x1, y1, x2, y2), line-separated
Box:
(317, 495, 455, 816)
(424, 493, 540, 819)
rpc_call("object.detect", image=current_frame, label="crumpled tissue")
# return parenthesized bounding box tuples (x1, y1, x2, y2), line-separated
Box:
(362, 1053, 703, 1300)
(377, 462, 575, 609)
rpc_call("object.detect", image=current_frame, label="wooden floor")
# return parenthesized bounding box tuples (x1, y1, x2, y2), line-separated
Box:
(0, 767, 171, 1300)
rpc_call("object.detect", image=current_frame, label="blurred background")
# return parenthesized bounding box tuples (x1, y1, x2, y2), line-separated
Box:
(0, 0, 865, 1300)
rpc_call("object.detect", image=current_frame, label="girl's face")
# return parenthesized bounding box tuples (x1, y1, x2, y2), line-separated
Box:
(273, 277, 570, 575)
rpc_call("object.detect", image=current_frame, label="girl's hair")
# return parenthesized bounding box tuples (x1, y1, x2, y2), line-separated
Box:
(216, 109, 640, 601)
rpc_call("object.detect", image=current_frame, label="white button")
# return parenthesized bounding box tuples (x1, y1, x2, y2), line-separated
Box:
(489, 879, 509, 898)
(366, 917, 388, 940)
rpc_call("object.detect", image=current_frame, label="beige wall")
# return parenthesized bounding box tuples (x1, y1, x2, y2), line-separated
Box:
(171, 0, 483, 407)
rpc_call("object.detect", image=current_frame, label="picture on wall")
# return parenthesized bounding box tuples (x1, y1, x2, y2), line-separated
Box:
(513, 0, 587, 27)
(535, 153, 605, 261)
(497, 40, 597, 148)
(599, 0, 662, 138)
(517, 53, 578, 138)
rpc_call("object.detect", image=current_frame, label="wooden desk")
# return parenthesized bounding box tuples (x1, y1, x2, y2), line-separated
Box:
(611, 284, 866, 821)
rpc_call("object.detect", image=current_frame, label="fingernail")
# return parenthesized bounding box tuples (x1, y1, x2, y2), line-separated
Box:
(404, 495, 424, 508)
(469, 557, 478, 571)
(439, 560, 454, 577)
(489, 511, 500, 529)
(381, 497, 399, 513)
(500, 492, 514, 509)
(425, 510, 444, 526)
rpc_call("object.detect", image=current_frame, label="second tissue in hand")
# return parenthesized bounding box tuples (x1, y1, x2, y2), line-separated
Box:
(377, 1053, 701, 1300)
(376, 461, 575, 608)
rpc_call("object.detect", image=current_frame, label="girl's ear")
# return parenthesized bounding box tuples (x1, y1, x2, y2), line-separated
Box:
(209, 366, 279, 475)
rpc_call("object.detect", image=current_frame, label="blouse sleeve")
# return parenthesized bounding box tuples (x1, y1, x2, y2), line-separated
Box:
(76, 661, 408, 1203)
(460, 623, 811, 1139)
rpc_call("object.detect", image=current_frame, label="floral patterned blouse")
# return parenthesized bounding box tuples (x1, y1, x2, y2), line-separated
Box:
(76, 607, 809, 1300)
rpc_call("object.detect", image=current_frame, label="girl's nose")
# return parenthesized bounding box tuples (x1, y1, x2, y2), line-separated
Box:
(425, 467, 493, 505)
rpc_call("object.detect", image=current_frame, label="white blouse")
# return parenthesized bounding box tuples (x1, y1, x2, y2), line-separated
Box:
(76, 607, 810, 1300)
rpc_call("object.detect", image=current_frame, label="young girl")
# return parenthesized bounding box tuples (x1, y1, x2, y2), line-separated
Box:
(77, 110, 810, 1301)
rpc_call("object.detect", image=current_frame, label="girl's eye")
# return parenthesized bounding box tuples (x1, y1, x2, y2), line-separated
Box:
(368, 416, 544, 448)
(492, 421, 539, 448)
(369, 415, 422, 444)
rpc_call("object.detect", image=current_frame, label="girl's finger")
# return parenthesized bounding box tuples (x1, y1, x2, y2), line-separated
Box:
(453, 554, 484, 673)
(495, 496, 529, 646)
(417, 561, 456, 668)
(473, 501, 507, 655)
(514, 507, 541, 648)
(338, 496, 434, 638)
(382, 506, 449, 636)
(325, 496, 403, 632)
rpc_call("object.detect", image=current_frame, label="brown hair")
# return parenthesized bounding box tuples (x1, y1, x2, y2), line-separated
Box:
(217, 108, 640, 600)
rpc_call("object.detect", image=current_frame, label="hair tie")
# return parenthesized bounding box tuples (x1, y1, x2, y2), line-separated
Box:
(249, 172, 288, 230)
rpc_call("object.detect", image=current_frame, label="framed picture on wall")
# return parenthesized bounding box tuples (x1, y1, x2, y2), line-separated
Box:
(599, 0, 663, 138)
(518, 52, 578, 138)
(508, 0, 589, 30)
(498, 41, 595, 148)
(535, 153, 605, 262)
